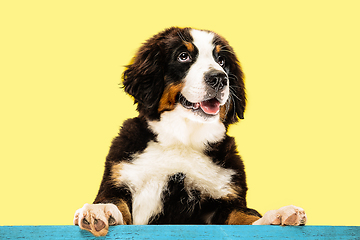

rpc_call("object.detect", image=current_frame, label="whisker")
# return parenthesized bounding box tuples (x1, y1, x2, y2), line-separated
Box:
(220, 49, 236, 55)
(228, 85, 241, 88)
(225, 97, 231, 117)
(177, 31, 186, 42)
(219, 45, 232, 50)
(228, 73, 239, 82)
(219, 45, 236, 55)
(229, 86, 241, 101)
(231, 94, 237, 119)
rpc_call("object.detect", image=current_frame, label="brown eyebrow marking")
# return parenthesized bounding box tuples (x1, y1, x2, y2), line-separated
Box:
(215, 44, 222, 53)
(184, 41, 194, 52)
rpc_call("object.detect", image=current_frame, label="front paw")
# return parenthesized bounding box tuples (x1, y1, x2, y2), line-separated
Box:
(252, 205, 307, 226)
(74, 203, 124, 236)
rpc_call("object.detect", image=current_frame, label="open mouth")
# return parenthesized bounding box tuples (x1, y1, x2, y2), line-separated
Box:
(178, 94, 221, 115)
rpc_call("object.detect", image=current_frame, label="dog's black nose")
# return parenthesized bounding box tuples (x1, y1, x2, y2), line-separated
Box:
(205, 70, 228, 91)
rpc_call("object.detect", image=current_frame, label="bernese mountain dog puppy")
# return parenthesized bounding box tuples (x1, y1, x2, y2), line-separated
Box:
(74, 27, 307, 236)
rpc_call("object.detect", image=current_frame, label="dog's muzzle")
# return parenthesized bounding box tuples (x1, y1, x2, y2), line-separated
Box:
(178, 69, 229, 117)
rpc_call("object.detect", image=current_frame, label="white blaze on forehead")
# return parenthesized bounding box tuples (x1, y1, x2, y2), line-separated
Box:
(191, 29, 217, 62)
(181, 29, 227, 104)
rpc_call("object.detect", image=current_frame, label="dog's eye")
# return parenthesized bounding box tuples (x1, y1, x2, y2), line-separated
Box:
(178, 52, 191, 63)
(217, 56, 225, 67)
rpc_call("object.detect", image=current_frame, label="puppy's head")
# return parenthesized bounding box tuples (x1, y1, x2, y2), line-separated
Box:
(123, 27, 245, 125)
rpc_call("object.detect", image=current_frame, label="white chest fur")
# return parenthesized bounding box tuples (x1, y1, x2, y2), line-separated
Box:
(114, 108, 235, 225)
(117, 141, 235, 224)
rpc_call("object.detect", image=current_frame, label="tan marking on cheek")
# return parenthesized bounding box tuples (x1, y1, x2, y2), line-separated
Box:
(158, 83, 184, 112)
(220, 101, 232, 122)
(184, 41, 194, 52)
(220, 105, 227, 122)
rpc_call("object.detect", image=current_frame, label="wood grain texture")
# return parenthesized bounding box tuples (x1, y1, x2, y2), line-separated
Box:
(0, 225, 359, 239)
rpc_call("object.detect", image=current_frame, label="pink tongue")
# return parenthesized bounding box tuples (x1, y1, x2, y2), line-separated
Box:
(200, 98, 220, 115)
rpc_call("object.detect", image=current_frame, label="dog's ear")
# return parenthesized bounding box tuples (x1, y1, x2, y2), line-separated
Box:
(224, 47, 246, 124)
(122, 31, 167, 120)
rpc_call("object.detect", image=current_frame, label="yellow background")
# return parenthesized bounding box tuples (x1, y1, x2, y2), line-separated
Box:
(1, 0, 359, 226)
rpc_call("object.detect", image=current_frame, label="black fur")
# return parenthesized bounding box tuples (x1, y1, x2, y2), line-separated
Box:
(93, 27, 260, 225)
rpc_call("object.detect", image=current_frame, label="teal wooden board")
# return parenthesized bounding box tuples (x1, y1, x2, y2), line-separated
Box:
(0, 225, 359, 239)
